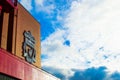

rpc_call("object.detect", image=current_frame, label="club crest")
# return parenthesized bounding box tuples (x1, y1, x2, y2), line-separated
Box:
(22, 31, 36, 64)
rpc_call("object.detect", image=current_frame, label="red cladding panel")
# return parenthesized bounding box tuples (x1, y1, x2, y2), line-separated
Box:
(24, 64, 32, 80)
(0, 48, 59, 80)
(6, 0, 17, 8)
(0, 49, 24, 79)
(0, 49, 25, 79)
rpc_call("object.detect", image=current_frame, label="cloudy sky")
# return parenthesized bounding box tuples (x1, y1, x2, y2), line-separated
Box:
(19, 0, 120, 80)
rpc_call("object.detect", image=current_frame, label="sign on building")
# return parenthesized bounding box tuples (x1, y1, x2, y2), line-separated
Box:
(22, 31, 36, 64)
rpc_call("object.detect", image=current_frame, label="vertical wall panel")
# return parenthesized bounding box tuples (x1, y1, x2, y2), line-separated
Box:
(1, 12, 9, 50)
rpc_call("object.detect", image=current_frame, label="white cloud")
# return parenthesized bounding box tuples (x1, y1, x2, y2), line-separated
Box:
(19, 0, 33, 11)
(42, 0, 120, 72)
(35, 0, 44, 6)
(34, 0, 55, 15)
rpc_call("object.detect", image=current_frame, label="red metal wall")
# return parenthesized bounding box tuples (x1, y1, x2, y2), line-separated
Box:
(0, 48, 30, 80)
(0, 48, 59, 80)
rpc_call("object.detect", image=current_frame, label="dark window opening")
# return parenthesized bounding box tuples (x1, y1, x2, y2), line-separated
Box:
(0, 73, 20, 80)
(0, 7, 3, 47)
(7, 8, 14, 52)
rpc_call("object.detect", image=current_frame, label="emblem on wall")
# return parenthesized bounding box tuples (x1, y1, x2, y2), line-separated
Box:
(22, 31, 36, 64)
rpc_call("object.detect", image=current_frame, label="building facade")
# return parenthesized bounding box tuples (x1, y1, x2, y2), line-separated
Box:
(0, 0, 60, 80)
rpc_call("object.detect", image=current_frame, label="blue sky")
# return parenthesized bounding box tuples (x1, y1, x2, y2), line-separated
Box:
(19, 0, 120, 80)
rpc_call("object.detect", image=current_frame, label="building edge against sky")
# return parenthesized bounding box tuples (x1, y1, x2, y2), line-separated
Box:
(0, 0, 60, 80)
